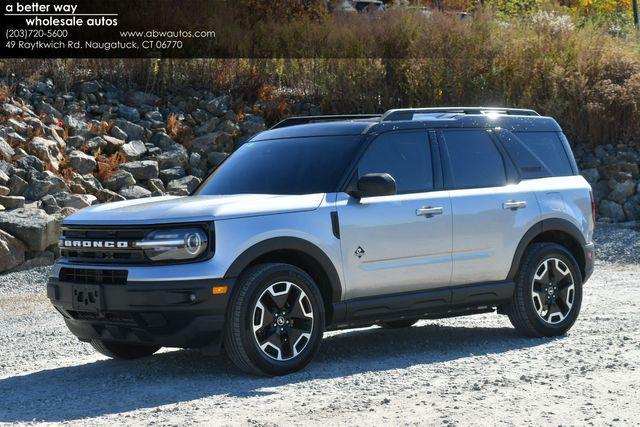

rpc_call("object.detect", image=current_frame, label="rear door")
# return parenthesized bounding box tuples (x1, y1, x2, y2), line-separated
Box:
(439, 129, 541, 286)
(336, 130, 452, 300)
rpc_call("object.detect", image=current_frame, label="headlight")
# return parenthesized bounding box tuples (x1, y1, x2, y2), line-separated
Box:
(135, 228, 208, 262)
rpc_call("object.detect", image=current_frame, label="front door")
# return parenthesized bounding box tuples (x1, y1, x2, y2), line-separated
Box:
(336, 130, 452, 300)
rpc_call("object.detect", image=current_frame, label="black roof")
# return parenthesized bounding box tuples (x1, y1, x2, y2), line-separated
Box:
(254, 108, 562, 141)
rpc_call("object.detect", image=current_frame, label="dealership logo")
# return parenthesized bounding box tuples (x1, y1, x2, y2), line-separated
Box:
(60, 240, 130, 249)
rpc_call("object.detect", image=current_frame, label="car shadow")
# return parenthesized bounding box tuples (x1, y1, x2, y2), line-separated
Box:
(0, 323, 553, 422)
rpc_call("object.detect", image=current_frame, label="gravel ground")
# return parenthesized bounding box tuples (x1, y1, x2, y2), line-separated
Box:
(0, 227, 639, 426)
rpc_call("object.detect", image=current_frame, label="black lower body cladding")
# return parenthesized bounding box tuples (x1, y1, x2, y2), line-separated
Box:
(47, 276, 236, 354)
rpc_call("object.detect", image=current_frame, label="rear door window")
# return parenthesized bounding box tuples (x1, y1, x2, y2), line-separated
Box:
(441, 130, 507, 189)
(514, 132, 574, 176)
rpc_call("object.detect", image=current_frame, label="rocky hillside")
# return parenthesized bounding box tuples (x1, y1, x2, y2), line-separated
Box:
(1, 77, 639, 273)
(0, 78, 268, 272)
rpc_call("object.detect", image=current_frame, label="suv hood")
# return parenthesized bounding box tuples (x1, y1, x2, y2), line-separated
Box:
(63, 194, 325, 226)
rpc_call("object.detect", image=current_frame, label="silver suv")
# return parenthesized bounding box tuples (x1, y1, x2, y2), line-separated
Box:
(47, 107, 595, 376)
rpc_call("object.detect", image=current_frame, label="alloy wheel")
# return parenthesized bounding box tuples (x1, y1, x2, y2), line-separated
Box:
(531, 257, 575, 325)
(252, 281, 314, 361)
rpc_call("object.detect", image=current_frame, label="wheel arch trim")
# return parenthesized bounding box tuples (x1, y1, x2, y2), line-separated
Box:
(224, 237, 343, 303)
(507, 218, 587, 280)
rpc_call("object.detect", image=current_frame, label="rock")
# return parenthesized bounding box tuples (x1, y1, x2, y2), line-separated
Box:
(73, 174, 103, 194)
(599, 200, 625, 222)
(0, 170, 9, 186)
(41, 194, 60, 214)
(16, 154, 44, 174)
(207, 151, 228, 168)
(5, 131, 26, 147)
(57, 207, 78, 218)
(102, 170, 136, 191)
(0, 230, 26, 272)
(120, 140, 147, 160)
(217, 119, 240, 134)
(0, 195, 25, 209)
(120, 160, 159, 180)
(0, 186, 9, 196)
(607, 179, 635, 204)
(189, 152, 203, 170)
(157, 144, 188, 169)
(119, 185, 152, 199)
(168, 187, 190, 196)
(7, 118, 30, 134)
(96, 188, 126, 203)
(145, 110, 163, 122)
(66, 135, 85, 150)
(117, 104, 141, 122)
(35, 101, 62, 118)
(580, 168, 599, 186)
(159, 166, 186, 183)
(114, 119, 145, 141)
(24, 171, 70, 200)
(205, 95, 230, 116)
(150, 132, 175, 150)
(68, 150, 97, 174)
(124, 91, 159, 106)
(84, 136, 108, 153)
(147, 178, 166, 194)
(0, 137, 16, 161)
(239, 114, 266, 135)
(195, 117, 220, 136)
(69, 182, 86, 194)
(34, 81, 53, 95)
(27, 136, 63, 171)
(102, 134, 126, 152)
(190, 131, 230, 155)
(62, 115, 86, 136)
(0, 208, 61, 252)
(2, 103, 23, 115)
(8, 175, 28, 196)
(79, 81, 99, 93)
(623, 195, 640, 220)
(11, 251, 55, 272)
(52, 192, 97, 209)
(110, 126, 128, 141)
(168, 175, 201, 193)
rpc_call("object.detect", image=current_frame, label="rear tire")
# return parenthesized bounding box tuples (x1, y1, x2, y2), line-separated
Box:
(380, 319, 418, 329)
(507, 243, 583, 338)
(90, 339, 160, 359)
(223, 263, 325, 376)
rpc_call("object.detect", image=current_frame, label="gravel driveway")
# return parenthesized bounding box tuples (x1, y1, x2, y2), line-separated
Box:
(1, 226, 639, 426)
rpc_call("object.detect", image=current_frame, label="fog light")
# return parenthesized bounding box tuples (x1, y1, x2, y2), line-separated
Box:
(212, 285, 228, 295)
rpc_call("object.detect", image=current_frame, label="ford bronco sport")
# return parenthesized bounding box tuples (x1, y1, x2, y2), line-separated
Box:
(48, 107, 595, 376)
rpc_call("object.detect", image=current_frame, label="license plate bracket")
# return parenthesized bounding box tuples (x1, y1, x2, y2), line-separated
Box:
(71, 284, 103, 313)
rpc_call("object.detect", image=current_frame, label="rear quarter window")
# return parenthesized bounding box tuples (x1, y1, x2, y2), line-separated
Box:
(514, 132, 574, 177)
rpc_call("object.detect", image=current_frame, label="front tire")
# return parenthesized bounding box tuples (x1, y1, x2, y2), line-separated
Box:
(224, 263, 325, 376)
(90, 339, 160, 359)
(507, 243, 583, 337)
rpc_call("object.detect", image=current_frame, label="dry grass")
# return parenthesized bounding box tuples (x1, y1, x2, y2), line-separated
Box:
(95, 151, 127, 181)
(0, 9, 639, 146)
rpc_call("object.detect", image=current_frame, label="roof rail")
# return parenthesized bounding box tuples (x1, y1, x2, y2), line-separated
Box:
(271, 114, 381, 130)
(381, 107, 540, 122)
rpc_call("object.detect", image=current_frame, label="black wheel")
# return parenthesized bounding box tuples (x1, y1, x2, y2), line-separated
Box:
(223, 263, 325, 376)
(380, 319, 418, 329)
(90, 339, 160, 359)
(507, 243, 583, 338)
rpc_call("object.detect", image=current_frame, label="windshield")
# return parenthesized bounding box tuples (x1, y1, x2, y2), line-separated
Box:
(195, 135, 363, 195)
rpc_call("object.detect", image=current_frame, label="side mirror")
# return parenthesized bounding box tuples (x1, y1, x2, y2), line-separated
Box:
(350, 173, 397, 199)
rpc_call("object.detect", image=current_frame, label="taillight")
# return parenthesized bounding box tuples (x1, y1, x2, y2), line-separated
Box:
(589, 190, 596, 228)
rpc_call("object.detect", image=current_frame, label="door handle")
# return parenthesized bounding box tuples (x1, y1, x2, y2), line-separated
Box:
(503, 200, 527, 210)
(416, 206, 444, 217)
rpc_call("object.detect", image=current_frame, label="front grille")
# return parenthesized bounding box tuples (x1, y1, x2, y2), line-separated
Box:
(67, 310, 137, 324)
(60, 226, 149, 264)
(59, 267, 128, 285)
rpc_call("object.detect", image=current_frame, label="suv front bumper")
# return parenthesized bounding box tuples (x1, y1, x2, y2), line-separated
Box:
(47, 277, 235, 354)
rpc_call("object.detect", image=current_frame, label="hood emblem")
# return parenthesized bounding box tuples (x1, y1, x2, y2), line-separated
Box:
(355, 246, 365, 258)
